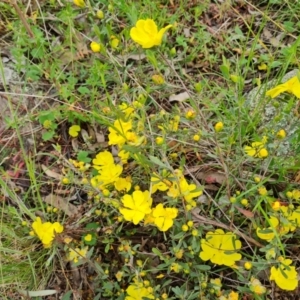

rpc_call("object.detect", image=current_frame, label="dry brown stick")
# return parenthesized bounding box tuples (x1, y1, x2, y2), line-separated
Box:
(191, 211, 263, 248)
(10, 0, 34, 39)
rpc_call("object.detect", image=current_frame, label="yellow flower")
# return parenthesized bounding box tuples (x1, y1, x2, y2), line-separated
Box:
(254, 176, 261, 183)
(272, 200, 281, 211)
(98, 164, 122, 184)
(73, 0, 85, 7)
(193, 134, 200, 141)
(155, 137, 164, 145)
(270, 259, 298, 291)
(288, 189, 300, 201)
(258, 186, 268, 196)
(84, 234, 92, 242)
(182, 224, 189, 231)
(266, 248, 276, 260)
(266, 76, 300, 99)
(258, 63, 268, 70)
(125, 280, 154, 300)
(228, 291, 239, 300)
(276, 129, 286, 139)
(170, 262, 181, 273)
(119, 102, 134, 118)
(62, 177, 70, 184)
(244, 141, 268, 158)
(169, 115, 180, 132)
(130, 19, 172, 49)
(91, 164, 123, 188)
(288, 208, 300, 231)
(256, 216, 279, 241)
(110, 38, 119, 49)
(214, 122, 224, 132)
(68, 246, 88, 263)
(119, 190, 152, 225)
(118, 150, 130, 164)
(92, 151, 114, 168)
(43, 120, 52, 129)
(115, 271, 123, 282)
(108, 119, 132, 147)
(32, 217, 63, 248)
(69, 125, 81, 137)
(161, 293, 168, 299)
(244, 262, 252, 270)
(249, 277, 266, 295)
(241, 198, 248, 206)
(152, 74, 165, 85)
(185, 109, 196, 120)
(152, 203, 178, 231)
(96, 10, 104, 19)
(168, 175, 202, 203)
(191, 229, 198, 236)
(90, 41, 101, 52)
(150, 171, 172, 193)
(210, 278, 222, 296)
(199, 229, 241, 266)
(114, 177, 132, 192)
(126, 132, 145, 146)
(63, 236, 73, 244)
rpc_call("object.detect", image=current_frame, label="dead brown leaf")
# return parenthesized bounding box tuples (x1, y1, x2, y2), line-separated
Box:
(41, 164, 63, 181)
(196, 171, 226, 185)
(42, 194, 79, 217)
(169, 91, 190, 102)
(235, 206, 255, 218)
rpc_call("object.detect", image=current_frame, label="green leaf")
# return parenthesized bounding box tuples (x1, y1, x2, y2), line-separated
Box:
(77, 151, 92, 163)
(105, 243, 110, 253)
(78, 86, 91, 95)
(194, 264, 211, 271)
(61, 291, 72, 300)
(152, 247, 162, 256)
(270, 61, 282, 68)
(148, 155, 171, 170)
(220, 65, 230, 79)
(85, 222, 100, 229)
(38, 111, 56, 124)
(42, 131, 55, 141)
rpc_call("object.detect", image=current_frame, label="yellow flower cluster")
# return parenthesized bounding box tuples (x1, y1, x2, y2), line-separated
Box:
(68, 246, 88, 263)
(210, 278, 239, 300)
(270, 258, 298, 291)
(92, 152, 131, 192)
(286, 189, 300, 200)
(119, 190, 178, 231)
(151, 169, 202, 210)
(244, 137, 268, 158)
(125, 279, 154, 300)
(31, 217, 63, 248)
(69, 159, 90, 172)
(91, 151, 123, 189)
(256, 206, 300, 241)
(108, 115, 144, 149)
(147, 203, 178, 231)
(249, 277, 266, 295)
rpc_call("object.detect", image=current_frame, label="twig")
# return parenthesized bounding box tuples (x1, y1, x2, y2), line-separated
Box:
(10, 0, 34, 39)
(191, 211, 263, 248)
